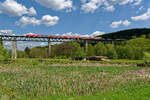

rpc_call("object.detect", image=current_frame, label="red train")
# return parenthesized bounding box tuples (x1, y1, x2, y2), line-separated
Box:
(25, 34, 103, 40)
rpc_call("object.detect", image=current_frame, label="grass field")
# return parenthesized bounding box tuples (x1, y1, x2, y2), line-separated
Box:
(0, 61, 150, 100)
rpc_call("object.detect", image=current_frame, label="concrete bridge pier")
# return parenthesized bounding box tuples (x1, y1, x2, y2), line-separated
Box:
(0, 38, 3, 45)
(84, 40, 88, 53)
(12, 40, 17, 59)
(48, 40, 51, 58)
(111, 41, 114, 46)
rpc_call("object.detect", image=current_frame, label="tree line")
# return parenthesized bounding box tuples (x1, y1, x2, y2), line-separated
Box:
(16, 35, 150, 60)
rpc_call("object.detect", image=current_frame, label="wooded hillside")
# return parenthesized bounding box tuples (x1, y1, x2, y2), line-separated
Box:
(101, 28, 150, 39)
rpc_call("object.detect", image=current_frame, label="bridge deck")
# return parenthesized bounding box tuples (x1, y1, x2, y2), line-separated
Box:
(0, 35, 126, 43)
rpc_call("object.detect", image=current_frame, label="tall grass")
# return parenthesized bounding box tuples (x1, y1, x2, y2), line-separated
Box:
(0, 65, 149, 99)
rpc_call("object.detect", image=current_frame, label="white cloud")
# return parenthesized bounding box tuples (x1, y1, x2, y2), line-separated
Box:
(110, 20, 122, 28)
(28, 7, 37, 15)
(91, 31, 105, 36)
(122, 20, 131, 26)
(0, 29, 15, 35)
(81, 0, 103, 13)
(16, 15, 59, 27)
(62, 31, 105, 37)
(62, 32, 88, 37)
(104, 5, 115, 12)
(103, 1, 115, 12)
(35, 0, 74, 11)
(110, 20, 131, 28)
(0, 0, 36, 16)
(131, 8, 150, 21)
(40, 15, 59, 26)
(4, 41, 47, 50)
(133, 0, 142, 5)
(119, 0, 134, 5)
(81, 0, 143, 13)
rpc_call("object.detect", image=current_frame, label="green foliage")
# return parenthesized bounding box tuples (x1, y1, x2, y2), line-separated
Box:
(86, 44, 95, 57)
(115, 45, 144, 60)
(53, 56, 68, 59)
(115, 46, 128, 59)
(143, 52, 150, 63)
(52, 42, 86, 58)
(126, 38, 150, 51)
(131, 36, 136, 39)
(71, 42, 86, 58)
(25, 47, 30, 55)
(17, 51, 29, 58)
(101, 28, 150, 39)
(94, 42, 107, 56)
(29, 47, 48, 58)
(52, 42, 73, 58)
(140, 34, 146, 38)
(0, 44, 9, 60)
(105, 44, 118, 59)
(146, 34, 150, 39)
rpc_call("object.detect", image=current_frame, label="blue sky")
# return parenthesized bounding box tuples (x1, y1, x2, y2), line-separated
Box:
(0, 0, 150, 49)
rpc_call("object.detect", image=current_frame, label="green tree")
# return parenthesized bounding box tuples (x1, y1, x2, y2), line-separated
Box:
(17, 51, 28, 58)
(52, 42, 86, 58)
(94, 42, 107, 56)
(72, 42, 86, 58)
(132, 36, 136, 39)
(140, 34, 146, 38)
(52, 42, 73, 58)
(86, 44, 95, 57)
(115, 45, 144, 60)
(29, 47, 48, 58)
(126, 38, 150, 51)
(0, 44, 9, 60)
(105, 44, 118, 59)
(25, 47, 30, 55)
(115, 46, 128, 59)
(146, 34, 150, 39)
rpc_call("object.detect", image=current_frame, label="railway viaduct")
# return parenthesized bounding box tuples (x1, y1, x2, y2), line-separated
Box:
(0, 35, 126, 59)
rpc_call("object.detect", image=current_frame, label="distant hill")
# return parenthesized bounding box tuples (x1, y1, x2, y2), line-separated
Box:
(100, 28, 150, 39)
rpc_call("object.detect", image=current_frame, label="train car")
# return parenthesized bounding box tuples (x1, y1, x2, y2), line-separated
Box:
(47, 35, 56, 38)
(94, 37, 103, 39)
(25, 33, 103, 40)
(61, 36, 71, 39)
(25, 34, 35, 37)
(72, 36, 82, 39)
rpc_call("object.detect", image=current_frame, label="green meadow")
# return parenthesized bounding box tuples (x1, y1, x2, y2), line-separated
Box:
(0, 63, 150, 100)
